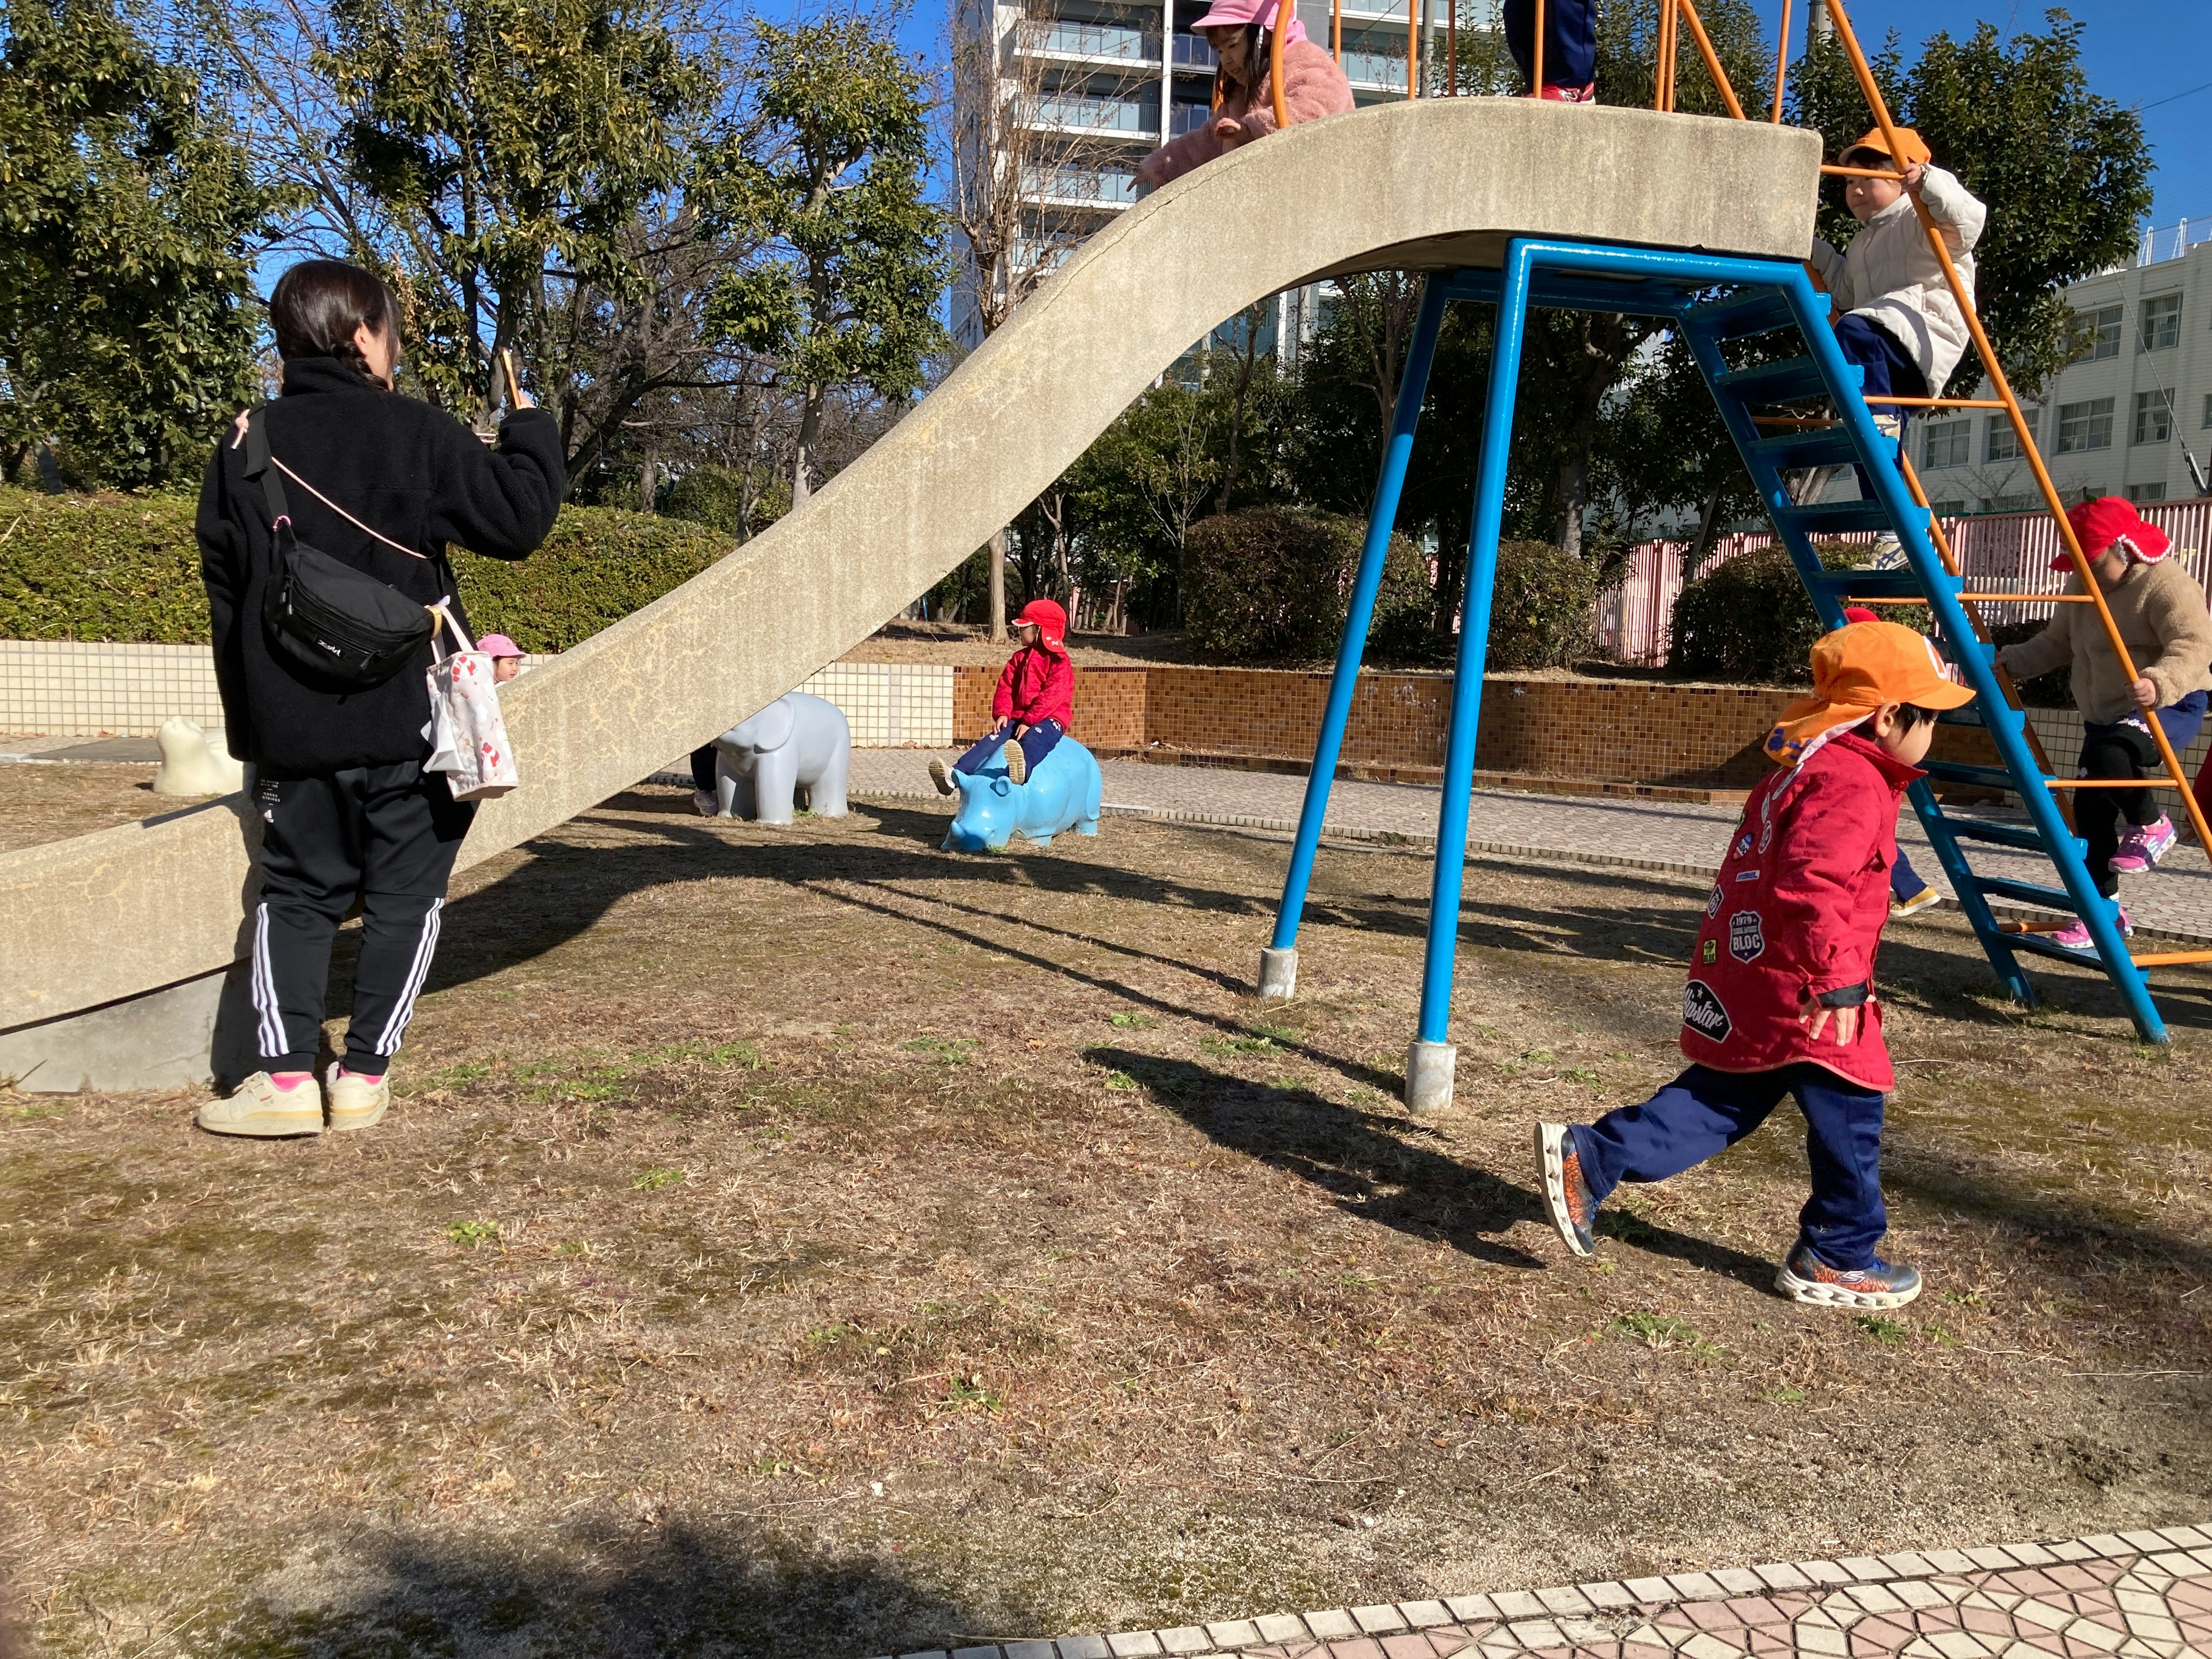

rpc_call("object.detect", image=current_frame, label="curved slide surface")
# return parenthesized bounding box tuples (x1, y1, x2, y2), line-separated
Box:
(0, 99, 1819, 1060)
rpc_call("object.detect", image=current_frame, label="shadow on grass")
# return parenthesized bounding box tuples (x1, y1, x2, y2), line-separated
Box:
(1084, 1046, 1782, 1291)
(210, 1517, 1034, 1659)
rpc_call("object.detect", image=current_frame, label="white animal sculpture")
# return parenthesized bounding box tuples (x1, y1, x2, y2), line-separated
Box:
(711, 693, 850, 825)
(151, 716, 245, 797)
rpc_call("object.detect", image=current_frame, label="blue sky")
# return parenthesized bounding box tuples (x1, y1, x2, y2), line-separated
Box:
(1830, 1, 2209, 228)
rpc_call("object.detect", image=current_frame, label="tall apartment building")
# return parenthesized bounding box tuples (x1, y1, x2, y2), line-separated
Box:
(1909, 220, 2212, 516)
(949, 0, 1484, 359)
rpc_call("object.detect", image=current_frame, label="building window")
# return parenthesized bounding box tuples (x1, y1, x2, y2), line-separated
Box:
(2133, 392, 2172, 445)
(1929, 499, 1968, 518)
(2203, 391, 2212, 430)
(2075, 304, 2122, 361)
(1922, 419, 1970, 469)
(2056, 397, 2114, 453)
(2139, 293, 2183, 352)
(2126, 482, 2168, 504)
(1986, 415, 2021, 462)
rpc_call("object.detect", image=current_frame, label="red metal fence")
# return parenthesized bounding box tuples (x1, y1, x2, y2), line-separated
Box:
(1594, 499, 2212, 666)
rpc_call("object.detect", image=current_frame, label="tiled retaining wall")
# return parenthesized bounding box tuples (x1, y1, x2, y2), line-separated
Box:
(0, 642, 952, 749)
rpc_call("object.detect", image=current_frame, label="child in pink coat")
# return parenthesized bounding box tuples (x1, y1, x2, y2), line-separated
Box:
(1135, 0, 1353, 190)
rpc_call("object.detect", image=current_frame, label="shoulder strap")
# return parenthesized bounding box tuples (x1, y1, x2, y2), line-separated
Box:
(242, 407, 291, 525)
(243, 404, 424, 560)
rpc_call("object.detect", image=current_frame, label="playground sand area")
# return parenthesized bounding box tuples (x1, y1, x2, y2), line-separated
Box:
(4, 794, 2210, 1657)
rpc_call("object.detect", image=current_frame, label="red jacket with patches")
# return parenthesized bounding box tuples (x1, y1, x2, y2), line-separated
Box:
(991, 642, 1075, 730)
(1679, 731, 1919, 1092)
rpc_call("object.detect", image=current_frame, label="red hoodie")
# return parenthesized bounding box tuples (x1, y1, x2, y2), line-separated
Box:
(1680, 730, 1919, 1092)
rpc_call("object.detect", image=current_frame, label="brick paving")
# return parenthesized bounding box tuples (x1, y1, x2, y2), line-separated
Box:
(863, 1525, 2212, 1659)
(844, 751, 2212, 947)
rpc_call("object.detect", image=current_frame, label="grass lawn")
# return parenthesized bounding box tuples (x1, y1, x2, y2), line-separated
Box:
(4, 791, 2209, 1657)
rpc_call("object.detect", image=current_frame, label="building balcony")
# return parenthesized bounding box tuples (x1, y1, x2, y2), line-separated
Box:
(1025, 94, 1161, 135)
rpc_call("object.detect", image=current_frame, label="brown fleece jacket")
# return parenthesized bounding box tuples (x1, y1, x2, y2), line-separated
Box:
(1998, 558, 2212, 723)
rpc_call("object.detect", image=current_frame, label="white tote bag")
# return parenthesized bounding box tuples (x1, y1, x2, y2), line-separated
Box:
(425, 607, 520, 801)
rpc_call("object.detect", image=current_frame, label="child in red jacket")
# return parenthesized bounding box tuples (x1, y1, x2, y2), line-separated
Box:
(930, 599, 1075, 794)
(1536, 622, 1975, 1309)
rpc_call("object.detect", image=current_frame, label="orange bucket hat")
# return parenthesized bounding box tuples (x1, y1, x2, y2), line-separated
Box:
(1839, 126, 1931, 171)
(1763, 620, 1974, 768)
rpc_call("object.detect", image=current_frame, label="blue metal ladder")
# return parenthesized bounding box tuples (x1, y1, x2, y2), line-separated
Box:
(1263, 237, 2176, 1112)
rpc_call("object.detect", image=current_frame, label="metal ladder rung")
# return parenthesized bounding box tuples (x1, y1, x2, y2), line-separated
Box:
(1921, 759, 2041, 793)
(1972, 875, 2085, 911)
(1939, 815, 2078, 856)
(1690, 288, 1800, 340)
(1715, 356, 1832, 403)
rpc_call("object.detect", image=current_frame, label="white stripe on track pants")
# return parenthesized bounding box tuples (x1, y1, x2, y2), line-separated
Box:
(249, 760, 475, 1074)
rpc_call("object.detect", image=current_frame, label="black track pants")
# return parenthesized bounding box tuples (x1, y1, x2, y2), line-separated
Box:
(248, 762, 475, 1075)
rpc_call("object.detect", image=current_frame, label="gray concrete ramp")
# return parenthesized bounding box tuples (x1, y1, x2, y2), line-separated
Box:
(0, 99, 1820, 1080)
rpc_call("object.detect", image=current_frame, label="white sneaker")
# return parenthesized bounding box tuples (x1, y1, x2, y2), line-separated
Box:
(326, 1067, 390, 1132)
(927, 757, 955, 796)
(196, 1071, 323, 1138)
(691, 789, 718, 817)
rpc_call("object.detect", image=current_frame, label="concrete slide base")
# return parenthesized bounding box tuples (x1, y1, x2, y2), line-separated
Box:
(0, 964, 260, 1095)
(1257, 946, 1298, 1001)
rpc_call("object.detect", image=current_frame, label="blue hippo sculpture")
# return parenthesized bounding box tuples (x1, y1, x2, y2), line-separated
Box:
(942, 737, 1103, 853)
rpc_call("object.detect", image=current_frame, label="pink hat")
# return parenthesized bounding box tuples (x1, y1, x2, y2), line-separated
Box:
(476, 633, 522, 658)
(1190, 0, 1308, 46)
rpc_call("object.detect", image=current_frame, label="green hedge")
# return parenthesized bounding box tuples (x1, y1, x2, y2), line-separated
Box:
(1183, 507, 1429, 662)
(1669, 543, 1932, 683)
(1486, 540, 1596, 672)
(0, 484, 732, 650)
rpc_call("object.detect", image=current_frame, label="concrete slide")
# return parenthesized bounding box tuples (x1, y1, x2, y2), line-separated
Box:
(0, 99, 1819, 1088)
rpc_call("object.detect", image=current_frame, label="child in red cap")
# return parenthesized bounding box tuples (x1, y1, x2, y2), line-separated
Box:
(930, 600, 1075, 793)
(1997, 497, 2212, 948)
(1536, 620, 1976, 1309)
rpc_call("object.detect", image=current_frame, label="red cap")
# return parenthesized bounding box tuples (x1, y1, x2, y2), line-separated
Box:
(1842, 606, 1880, 625)
(1014, 599, 1068, 653)
(2058, 497, 2171, 570)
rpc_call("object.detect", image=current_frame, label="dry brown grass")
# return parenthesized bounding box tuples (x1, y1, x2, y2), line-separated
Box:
(0, 762, 175, 853)
(3, 792, 2209, 1658)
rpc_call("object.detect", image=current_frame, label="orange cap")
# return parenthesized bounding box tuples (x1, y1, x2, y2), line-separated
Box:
(1763, 620, 1974, 768)
(1840, 126, 1931, 169)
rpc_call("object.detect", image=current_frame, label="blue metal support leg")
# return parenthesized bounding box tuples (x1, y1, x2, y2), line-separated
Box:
(1260, 276, 1448, 1001)
(1404, 241, 1536, 1111)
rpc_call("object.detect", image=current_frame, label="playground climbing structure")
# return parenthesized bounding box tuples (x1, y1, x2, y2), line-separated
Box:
(1262, 0, 2212, 1108)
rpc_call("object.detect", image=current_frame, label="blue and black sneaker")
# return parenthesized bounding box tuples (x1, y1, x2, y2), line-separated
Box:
(1535, 1122, 1597, 1257)
(1775, 1241, 1922, 1309)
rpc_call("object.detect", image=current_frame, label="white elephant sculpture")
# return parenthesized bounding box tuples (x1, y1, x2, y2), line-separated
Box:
(711, 693, 851, 825)
(151, 715, 245, 797)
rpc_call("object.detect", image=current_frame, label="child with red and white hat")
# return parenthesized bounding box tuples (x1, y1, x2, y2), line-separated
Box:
(1998, 497, 2212, 948)
(930, 600, 1077, 793)
(1536, 620, 1977, 1309)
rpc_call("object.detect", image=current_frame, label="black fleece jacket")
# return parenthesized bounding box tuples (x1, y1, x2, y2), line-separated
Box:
(197, 356, 566, 774)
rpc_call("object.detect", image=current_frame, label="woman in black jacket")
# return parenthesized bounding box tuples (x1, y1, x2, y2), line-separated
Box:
(195, 259, 565, 1137)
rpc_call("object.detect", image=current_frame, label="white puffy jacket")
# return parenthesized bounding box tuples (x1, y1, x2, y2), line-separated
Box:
(1808, 165, 1987, 396)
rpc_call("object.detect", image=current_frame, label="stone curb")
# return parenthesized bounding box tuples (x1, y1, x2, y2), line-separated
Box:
(643, 778, 2212, 952)
(858, 1523, 2212, 1659)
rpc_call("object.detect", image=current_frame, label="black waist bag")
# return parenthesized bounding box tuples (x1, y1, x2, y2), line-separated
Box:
(244, 406, 433, 685)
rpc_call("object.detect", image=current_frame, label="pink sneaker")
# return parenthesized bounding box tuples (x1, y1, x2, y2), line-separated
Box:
(2109, 815, 2177, 875)
(2048, 905, 2132, 952)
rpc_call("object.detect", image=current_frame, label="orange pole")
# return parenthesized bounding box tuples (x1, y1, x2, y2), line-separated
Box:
(1332, 0, 1342, 63)
(1408, 0, 1419, 96)
(1771, 0, 1789, 121)
(1658, 0, 1679, 111)
(1446, 0, 1455, 93)
(1675, 0, 1745, 119)
(1270, 0, 1290, 128)
(1834, 0, 2186, 850)
(1531, 0, 1544, 96)
(1862, 396, 2009, 408)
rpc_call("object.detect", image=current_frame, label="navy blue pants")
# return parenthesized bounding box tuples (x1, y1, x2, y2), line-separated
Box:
(1569, 1062, 1889, 1270)
(954, 718, 1063, 777)
(1503, 0, 1596, 90)
(1891, 845, 1927, 902)
(2080, 691, 2207, 896)
(1834, 314, 1927, 500)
